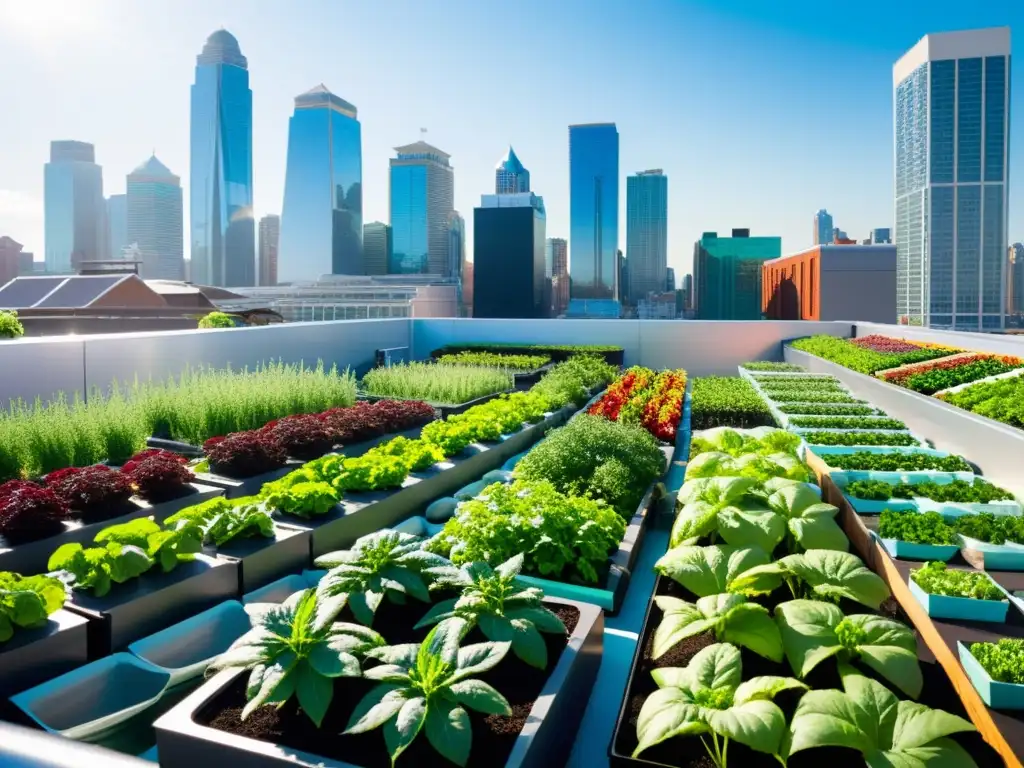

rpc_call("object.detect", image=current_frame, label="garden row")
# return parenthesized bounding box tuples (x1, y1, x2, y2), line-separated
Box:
(741, 361, 1024, 764)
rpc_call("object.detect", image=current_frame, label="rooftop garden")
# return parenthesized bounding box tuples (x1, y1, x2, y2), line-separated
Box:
(359, 362, 513, 406)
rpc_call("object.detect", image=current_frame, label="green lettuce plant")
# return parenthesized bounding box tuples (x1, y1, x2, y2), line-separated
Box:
(968, 638, 1024, 684)
(165, 496, 275, 545)
(730, 550, 889, 608)
(262, 478, 340, 517)
(775, 599, 922, 697)
(634, 642, 806, 766)
(210, 588, 385, 725)
(688, 426, 801, 459)
(93, 516, 203, 572)
(653, 593, 783, 661)
(787, 668, 975, 766)
(655, 544, 773, 597)
(685, 451, 811, 484)
(47, 541, 153, 596)
(911, 561, 1004, 601)
(417, 553, 565, 668)
(0, 572, 67, 642)
(314, 531, 451, 625)
(345, 622, 512, 766)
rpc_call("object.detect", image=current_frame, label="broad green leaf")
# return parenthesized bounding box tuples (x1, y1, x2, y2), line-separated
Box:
(294, 662, 332, 727)
(890, 702, 975, 751)
(383, 695, 427, 763)
(449, 679, 512, 715)
(722, 603, 784, 663)
(688, 642, 741, 692)
(726, 562, 784, 596)
(734, 676, 807, 706)
(452, 641, 511, 682)
(840, 673, 899, 748)
(367, 643, 420, 667)
(655, 545, 771, 597)
(788, 688, 875, 756)
(312, 591, 349, 633)
(380, 564, 430, 602)
(478, 613, 515, 643)
(425, 699, 472, 767)
(874, 739, 978, 768)
(307, 641, 352, 678)
(509, 618, 548, 669)
(505, 606, 566, 634)
(495, 553, 524, 579)
(779, 551, 890, 609)
(242, 659, 294, 720)
(670, 501, 720, 547)
(414, 598, 459, 629)
(858, 645, 924, 700)
(774, 599, 845, 678)
(717, 505, 787, 553)
(364, 663, 412, 682)
(706, 699, 786, 755)
(634, 688, 708, 757)
(677, 476, 759, 507)
(345, 685, 408, 733)
(789, 514, 849, 552)
(652, 596, 716, 659)
(0, 613, 12, 643)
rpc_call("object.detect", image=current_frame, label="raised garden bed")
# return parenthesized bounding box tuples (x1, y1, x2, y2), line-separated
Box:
(358, 389, 513, 419)
(431, 343, 625, 366)
(210, 523, 311, 594)
(0, 609, 89, 698)
(154, 597, 604, 768)
(190, 459, 304, 500)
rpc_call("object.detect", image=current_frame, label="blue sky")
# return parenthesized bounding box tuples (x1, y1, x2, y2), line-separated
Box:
(0, 0, 1018, 279)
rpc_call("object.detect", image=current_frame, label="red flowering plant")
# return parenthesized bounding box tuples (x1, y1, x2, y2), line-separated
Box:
(124, 452, 196, 503)
(260, 414, 335, 461)
(588, 367, 655, 422)
(203, 432, 287, 479)
(0, 480, 71, 543)
(45, 465, 135, 522)
(640, 371, 687, 442)
(851, 335, 925, 354)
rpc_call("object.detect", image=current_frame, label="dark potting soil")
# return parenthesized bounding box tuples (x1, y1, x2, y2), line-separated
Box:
(198, 603, 580, 767)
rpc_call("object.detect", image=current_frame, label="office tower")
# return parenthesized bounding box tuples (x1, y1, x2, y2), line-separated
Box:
(258, 214, 280, 286)
(279, 85, 363, 282)
(495, 146, 530, 193)
(363, 222, 391, 276)
(692, 229, 781, 319)
(569, 123, 619, 301)
(894, 27, 1010, 330)
(126, 155, 184, 280)
(666, 267, 676, 292)
(190, 29, 254, 287)
(1009, 243, 1024, 317)
(389, 141, 454, 275)
(813, 210, 834, 246)
(44, 140, 105, 273)
(618, 249, 628, 306)
(625, 169, 668, 304)
(682, 273, 693, 312)
(871, 227, 892, 244)
(107, 194, 127, 258)
(547, 237, 569, 316)
(447, 212, 465, 280)
(473, 193, 545, 318)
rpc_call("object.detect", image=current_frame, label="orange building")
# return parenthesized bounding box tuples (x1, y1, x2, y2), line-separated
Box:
(763, 244, 896, 322)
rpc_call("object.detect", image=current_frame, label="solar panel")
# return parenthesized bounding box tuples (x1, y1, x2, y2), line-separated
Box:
(0, 277, 67, 308)
(34, 276, 125, 308)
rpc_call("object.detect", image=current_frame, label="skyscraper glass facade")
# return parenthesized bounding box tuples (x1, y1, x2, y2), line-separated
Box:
(126, 155, 184, 280)
(495, 147, 530, 194)
(692, 230, 781, 320)
(363, 222, 391, 276)
(190, 30, 254, 287)
(813, 210, 833, 245)
(626, 169, 668, 303)
(107, 194, 127, 259)
(569, 124, 619, 300)
(279, 85, 363, 282)
(258, 214, 280, 286)
(44, 141, 105, 273)
(389, 142, 454, 276)
(894, 29, 1009, 330)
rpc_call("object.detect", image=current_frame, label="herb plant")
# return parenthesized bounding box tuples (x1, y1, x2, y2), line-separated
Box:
(801, 430, 920, 446)
(0, 571, 67, 642)
(732, 550, 889, 608)
(123, 453, 195, 502)
(417, 554, 566, 668)
(435, 351, 550, 370)
(775, 599, 922, 697)
(203, 432, 287, 478)
(361, 362, 513, 405)
(765, 391, 864, 404)
(788, 670, 975, 765)
(877, 509, 957, 545)
(690, 377, 774, 430)
(655, 544, 773, 597)
(823, 451, 972, 473)
(210, 588, 385, 725)
(777, 403, 880, 416)
(911, 561, 1003, 601)
(345, 623, 512, 767)
(787, 415, 906, 430)
(846, 478, 1015, 503)
(954, 512, 1024, 545)
(260, 414, 335, 460)
(969, 638, 1024, 684)
(0, 480, 71, 544)
(653, 594, 783, 661)
(940, 375, 1024, 431)
(634, 642, 806, 766)
(740, 361, 805, 371)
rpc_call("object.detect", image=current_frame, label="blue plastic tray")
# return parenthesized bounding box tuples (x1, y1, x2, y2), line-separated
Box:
(958, 535, 1024, 571)
(875, 534, 959, 562)
(908, 575, 1008, 623)
(958, 641, 1024, 709)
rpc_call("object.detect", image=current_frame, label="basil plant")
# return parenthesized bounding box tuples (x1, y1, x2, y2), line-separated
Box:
(730, 550, 890, 609)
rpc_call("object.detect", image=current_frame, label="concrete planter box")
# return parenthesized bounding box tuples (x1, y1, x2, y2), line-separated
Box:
(65, 554, 240, 657)
(242, 571, 321, 604)
(211, 524, 311, 594)
(0, 483, 223, 577)
(358, 389, 515, 419)
(154, 598, 604, 768)
(0, 609, 89, 698)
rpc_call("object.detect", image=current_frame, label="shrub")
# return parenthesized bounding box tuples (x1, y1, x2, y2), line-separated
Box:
(0, 310, 25, 339)
(690, 377, 774, 430)
(260, 414, 335, 460)
(0, 480, 70, 543)
(360, 362, 513, 405)
(124, 453, 195, 502)
(197, 311, 237, 329)
(45, 465, 134, 521)
(203, 432, 287, 478)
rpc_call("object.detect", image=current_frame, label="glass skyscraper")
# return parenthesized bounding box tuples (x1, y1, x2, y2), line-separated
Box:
(258, 214, 280, 286)
(495, 147, 530, 193)
(44, 140, 105, 273)
(363, 222, 392, 276)
(626, 169, 668, 303)
(894, 27, 1010, 330)
(692, 229, 781, 320)
(106, 194, 127, 259)
(813, 209, 834, 246)
(569, 123, 619, 301)
(279, 84, 363, 282)
(190, 29, 254, 287)
(126, 155, 184, 280)
(389, 142, 454, 275)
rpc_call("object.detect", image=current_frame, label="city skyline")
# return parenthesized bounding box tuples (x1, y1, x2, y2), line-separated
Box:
(1, 1, 1021, 284)
(126, 154, 185, 280)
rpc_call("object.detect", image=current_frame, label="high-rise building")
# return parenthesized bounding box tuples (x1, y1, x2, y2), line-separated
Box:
(473, 193, 545, 318)
(681, 273, 693, 312)
(569, 123, 619, 301)
(693, 229, 782, 319)
(894, 27, 1010, 330)
(547, 237, 569, 316)
(871, 227, 892, 244)
(279, 85, 363, 282)
(389, 141, 454, 275)
(495, 147, 530, 194)
(1009, 242, 1024, 318)
(258, 214, 280, 286)
(107, 194, 127, 259)
(625, 169, 668, 304)
(666, 267, 676, 292)
(813, 210, 834, 246)
(190, 29, 254, 287)
(126, 155, 184, 280)
(363, 222, 391, 276)
(447, 212, 465, 281)
(44, 140, 105, 273)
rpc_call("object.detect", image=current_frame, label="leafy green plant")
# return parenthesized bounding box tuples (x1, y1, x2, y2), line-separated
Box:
(165, 496, 275, 545)
(688, 426, 801, 459)
(436, 351, 550, 370)
(954, 511, 1024, 545)
(802, 430, 920, 446)
(740, 361, 805, 371)
(345, 622, 512, 766)
(777, 403, 880, 416)
(0, 309, 25, 339)
(846, 478, 1015, 504)
(417, 554, 565, 668)
(788, 669, 975, 765)
(878, 509, 958, 545)
(361, 362, 513, 405)
(197, 311, 238, 329)
(210, 588, 385, 725)
(824, 451, 972, 472)
(653, 594, 783, 661)
(911, 561, 1004, 601)
(47, 541, 153, 596)
(775, 599, 922, 697)
(0, 572, 66, 642)
(765, 391, 864, 404)
(940, 375, 1024, 432)
(93, 516, 203, 572)
(685, 451, 811, 484)
(969, 638, 1024, 684)
(730, 550, 889, 608)
(655, 544, 773, 597)
(787, 415, 907, 430)
(791, 335, 957, 374)
(314, 531, 451, 625)
(426, 479, 625, 584)
(634, 642, 806, 766)
(690, 377, 774, 430)
(262, 476, 341, 517)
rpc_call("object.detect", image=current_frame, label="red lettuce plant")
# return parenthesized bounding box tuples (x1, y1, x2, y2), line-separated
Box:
(319, 399, 434, 445)
(203, 433, 287, 478)
(260, 414, 335, 460)
(370, 399, 435, 429)
(121, 449, 189, 475)
(125, 453, 196, 502)
(45, 465, 135, 522)
(0, 480, 71, 543)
